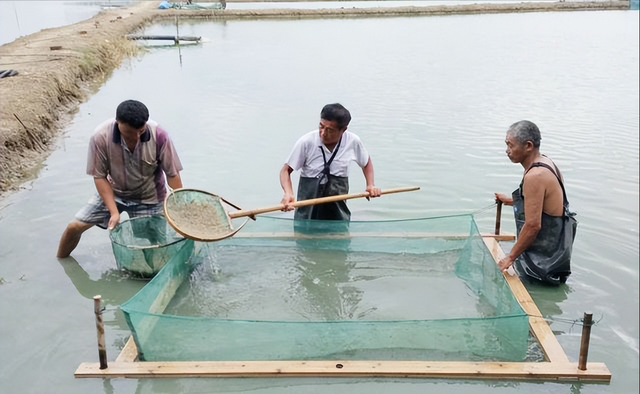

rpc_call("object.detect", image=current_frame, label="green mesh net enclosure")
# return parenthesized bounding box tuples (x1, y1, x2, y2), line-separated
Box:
(121, 215, 529, 362)
(109, 215, 188, 277)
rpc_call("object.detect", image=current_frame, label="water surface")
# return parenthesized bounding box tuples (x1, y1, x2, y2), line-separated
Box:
(0, 9, 638, 394)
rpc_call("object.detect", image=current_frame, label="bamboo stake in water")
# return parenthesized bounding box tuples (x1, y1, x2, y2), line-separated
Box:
(578, 312, 593, 370)
(175, 15, 182, 65)
(93, 295, 108, 370)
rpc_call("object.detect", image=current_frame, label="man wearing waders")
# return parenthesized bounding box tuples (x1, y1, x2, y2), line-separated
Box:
(279, 103, 381, 223)
(494, 120, 577, 285)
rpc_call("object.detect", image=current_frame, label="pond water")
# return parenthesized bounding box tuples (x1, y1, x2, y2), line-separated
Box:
(0, 8, 638, 394)
(0, 0, 602, 45)
(0, 1, 126, 46)
(225, 0, 562, 10)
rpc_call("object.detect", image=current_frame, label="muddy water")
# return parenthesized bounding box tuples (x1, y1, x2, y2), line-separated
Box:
(0, 9, 638, 394)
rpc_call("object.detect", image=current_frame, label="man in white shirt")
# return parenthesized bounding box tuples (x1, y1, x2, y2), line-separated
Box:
(279, 103, 381, 221)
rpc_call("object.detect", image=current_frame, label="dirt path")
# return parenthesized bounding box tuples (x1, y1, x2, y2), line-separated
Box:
(0, 1, 158, 194)
(0, 0, 629, 195)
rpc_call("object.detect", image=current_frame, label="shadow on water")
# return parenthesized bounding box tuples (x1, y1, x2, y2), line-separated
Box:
(126, 376, 596, 394)
(524, 280, 571, 320)
(56, 255, 148, 345)
(57, 256, 148, 305)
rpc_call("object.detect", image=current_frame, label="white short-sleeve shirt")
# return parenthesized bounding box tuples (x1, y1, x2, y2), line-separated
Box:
(286, 130, 370, 178)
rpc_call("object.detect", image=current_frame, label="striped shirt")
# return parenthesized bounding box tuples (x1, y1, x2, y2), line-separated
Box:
(86, 119, 183, 204)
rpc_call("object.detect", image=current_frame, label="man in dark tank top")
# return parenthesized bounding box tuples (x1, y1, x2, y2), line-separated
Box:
(494, 120, 577, 285)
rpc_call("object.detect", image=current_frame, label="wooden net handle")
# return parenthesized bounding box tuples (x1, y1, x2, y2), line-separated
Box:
(228, 186, 420, 219)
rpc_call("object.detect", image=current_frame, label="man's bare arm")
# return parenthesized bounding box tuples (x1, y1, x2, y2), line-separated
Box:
(94, 177, 119, 230)
(167, 174, 183, 190)
(279, 164, 295, 210)
(494, 193, 514, 206)
(362, 158, 381, 197)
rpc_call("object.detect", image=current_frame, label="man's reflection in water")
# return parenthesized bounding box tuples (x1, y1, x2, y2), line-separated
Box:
(291, 219, 364, 321)
(526, 281, 570, 319)
(56, 256, 147, 334)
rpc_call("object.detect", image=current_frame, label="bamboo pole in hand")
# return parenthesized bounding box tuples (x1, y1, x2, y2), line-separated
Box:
(495, 201, 503, 235)
(228, 186, 420, 219)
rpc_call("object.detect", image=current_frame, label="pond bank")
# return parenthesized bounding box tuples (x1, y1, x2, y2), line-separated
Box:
(0, 0, 630, 195)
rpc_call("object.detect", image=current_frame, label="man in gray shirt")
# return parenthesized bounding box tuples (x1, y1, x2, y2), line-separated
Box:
(57, 100, 183, 258)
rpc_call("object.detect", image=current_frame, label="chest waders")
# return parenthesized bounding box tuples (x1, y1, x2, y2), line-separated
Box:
(512, 162, 577, 285)
(294, 137, 351, 222)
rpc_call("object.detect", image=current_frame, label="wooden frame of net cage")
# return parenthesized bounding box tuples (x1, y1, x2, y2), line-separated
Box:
(75, 204, 611, 382)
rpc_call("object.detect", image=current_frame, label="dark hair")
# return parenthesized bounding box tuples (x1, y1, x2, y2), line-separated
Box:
(508, 120, 541, 148)
(116, 100, 149, 129)
(320, 103, 351, 129)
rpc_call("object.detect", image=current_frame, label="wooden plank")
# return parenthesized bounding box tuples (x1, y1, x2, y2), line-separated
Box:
(483, 237, 569, 363)
(482, 233, 515, 241)
(74, 360, 610, 381)
(148, 269, 187, 315)
(130, 242, 198, 353)
(232, 232, 515, 241)
(147, 241, 198, 315)
(133, 270, 187, 347)
(115, 337, 138, 363)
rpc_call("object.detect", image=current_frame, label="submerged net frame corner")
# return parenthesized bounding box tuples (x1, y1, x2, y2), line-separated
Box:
(76, 214, 611, 382)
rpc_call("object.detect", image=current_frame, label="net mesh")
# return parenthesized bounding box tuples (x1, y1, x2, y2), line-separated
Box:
(121, 215, 529, 362)
(109, 215, 187, 277)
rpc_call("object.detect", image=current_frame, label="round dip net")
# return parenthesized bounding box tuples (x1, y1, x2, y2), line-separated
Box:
(163, 188, 250, 242)
(109, 215, 188, 277)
